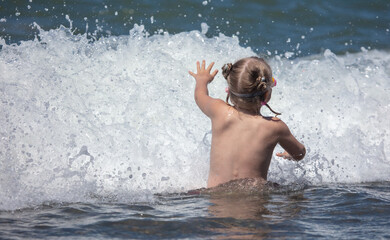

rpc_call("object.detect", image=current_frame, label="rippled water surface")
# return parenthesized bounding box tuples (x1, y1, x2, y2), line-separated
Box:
(1, 182, 390, 239)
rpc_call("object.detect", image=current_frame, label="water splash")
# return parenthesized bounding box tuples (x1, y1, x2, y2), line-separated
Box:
(0, 23, 389, 210)
(268, 49, 390, 185)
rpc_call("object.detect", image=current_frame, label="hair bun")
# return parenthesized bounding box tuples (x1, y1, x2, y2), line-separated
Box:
(222, 63, 233, 79)
(256, 76, 268, 91)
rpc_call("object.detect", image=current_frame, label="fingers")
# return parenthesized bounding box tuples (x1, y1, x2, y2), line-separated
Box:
(191, 60, 218, 77)
(206, 62, 215, 71)
(276, 152, 290, 159)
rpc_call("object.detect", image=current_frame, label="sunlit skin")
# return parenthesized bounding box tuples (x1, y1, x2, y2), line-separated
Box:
(189, 60, 306, 188)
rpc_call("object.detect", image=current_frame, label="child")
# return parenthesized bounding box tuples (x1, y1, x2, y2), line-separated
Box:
(189, 57, 306, 188)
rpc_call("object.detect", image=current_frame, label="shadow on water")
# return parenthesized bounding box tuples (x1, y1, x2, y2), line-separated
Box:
(156, 179, 309, 239)
(202, 192, 307, 239)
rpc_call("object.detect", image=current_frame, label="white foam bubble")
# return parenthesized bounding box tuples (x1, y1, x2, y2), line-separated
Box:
(0, 23, 389, 210)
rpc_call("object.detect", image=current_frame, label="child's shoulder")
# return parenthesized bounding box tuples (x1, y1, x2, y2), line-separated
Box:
(207, 98, 233, 120)
(213, 98, 232, 110)
(262, 116, 289, 130)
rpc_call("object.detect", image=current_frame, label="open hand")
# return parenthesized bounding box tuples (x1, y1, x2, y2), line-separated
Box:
(189, 60, 218, 84)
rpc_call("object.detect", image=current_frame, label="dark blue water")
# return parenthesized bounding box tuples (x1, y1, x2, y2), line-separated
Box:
(1, 0, 389, 56)
(1, 0, 390, 239)
(1, 183, 390, 239)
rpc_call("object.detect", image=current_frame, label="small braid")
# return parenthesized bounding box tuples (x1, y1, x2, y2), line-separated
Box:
(256, 76, 281, 116)
(263, 103, 281, 116)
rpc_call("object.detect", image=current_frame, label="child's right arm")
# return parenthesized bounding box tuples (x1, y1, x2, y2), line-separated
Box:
(276, 121, 306, 161)
(189, 60, 225, 118)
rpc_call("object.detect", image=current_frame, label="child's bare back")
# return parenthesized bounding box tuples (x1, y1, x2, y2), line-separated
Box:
(209, 103, 279, 187)
(189, 57, 306, 189)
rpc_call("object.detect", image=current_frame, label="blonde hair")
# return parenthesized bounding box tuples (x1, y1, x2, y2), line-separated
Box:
(222, 56, 281, 116)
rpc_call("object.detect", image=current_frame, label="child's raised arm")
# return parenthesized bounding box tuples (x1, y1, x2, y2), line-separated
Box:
(189, 60, 224, 118)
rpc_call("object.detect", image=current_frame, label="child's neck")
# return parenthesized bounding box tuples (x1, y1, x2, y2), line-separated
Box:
(234, 106, 259, 116)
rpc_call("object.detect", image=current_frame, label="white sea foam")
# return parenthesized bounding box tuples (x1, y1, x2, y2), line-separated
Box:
(268, 49, 390, 185)
(0, 24, 389, 210)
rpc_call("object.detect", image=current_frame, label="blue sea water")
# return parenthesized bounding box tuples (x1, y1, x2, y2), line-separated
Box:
(1, 0, 390, 239)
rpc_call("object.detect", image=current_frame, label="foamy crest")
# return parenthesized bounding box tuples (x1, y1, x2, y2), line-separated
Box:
(0, 23, 389, 210)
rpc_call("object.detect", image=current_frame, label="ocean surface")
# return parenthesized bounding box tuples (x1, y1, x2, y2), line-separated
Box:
(1, 0, 390, 239)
